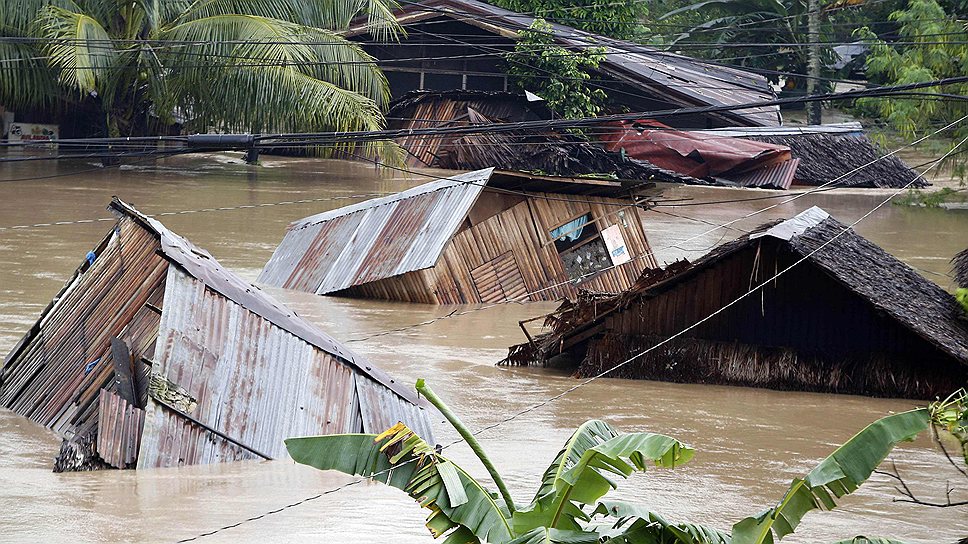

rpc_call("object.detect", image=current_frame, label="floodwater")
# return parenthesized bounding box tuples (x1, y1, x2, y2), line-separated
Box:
(0, 154, 965, 543)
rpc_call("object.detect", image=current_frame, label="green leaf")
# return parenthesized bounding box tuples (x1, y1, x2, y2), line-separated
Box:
(508, 527, 603, 544)
(731, 409, 930, 544)
(830, 538, 910, 544)
(285, 423, 513, 544)
(593, 500, 730, 544)
(513, 420, 694, 534)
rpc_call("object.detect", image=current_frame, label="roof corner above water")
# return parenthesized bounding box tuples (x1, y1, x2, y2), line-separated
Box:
(750, 206, 831, 242)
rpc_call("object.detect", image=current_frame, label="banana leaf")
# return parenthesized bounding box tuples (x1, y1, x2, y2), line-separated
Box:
(593, 500, 730, 544)
(286, 423, 513, 544)
(731, 409, 930, 544)
(513, 420, 694, 534)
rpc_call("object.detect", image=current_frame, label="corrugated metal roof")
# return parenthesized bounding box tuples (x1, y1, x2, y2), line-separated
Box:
(729, 158, 799, 190)
(259, 168, 493, 294)
(113, 200, 424, 407)
(348, 0, 780, 127)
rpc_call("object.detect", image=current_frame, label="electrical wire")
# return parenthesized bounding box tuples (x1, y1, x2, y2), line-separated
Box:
(168, 115, 967, 544)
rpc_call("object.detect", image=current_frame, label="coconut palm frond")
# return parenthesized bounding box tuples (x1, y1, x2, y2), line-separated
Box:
(163, 14, 389, 105)
(173, 0, 402, 38)
(0, 41, 61, 109)
(34, 5, 118, 93)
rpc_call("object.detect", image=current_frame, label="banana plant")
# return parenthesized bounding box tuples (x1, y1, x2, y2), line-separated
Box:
(286, 381, 944, 544)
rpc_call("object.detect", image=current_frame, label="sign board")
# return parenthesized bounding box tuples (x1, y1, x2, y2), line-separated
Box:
(7, 122, 59, 147)
(601, 224, 631, 266)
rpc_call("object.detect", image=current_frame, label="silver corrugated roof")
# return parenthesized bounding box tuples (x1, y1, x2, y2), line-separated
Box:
(111, 199, 427, 408)
(259, 168, 493, 294)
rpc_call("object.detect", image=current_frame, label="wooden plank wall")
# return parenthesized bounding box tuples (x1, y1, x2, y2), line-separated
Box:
(428, 191, 656, 303)
(337, 191, 657, 304)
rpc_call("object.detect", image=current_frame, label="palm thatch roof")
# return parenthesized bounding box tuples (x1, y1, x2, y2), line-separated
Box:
(954, 248, 968, 288)
(746, 133, 926, 188)
(503, 207, 968, 398)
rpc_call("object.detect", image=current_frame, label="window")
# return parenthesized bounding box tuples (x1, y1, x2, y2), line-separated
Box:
(549, 213, 612, 282)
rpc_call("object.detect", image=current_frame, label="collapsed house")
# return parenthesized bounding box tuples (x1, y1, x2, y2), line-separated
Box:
(600, 121, 925, 189)
(599, 120, 799, 189)
(345, 0, 780, 129)
(700, 123, 926, 188)
(503, 207, 968, 399)
(387, 91, 705, 185)
(258, 168, 657, 304)
(0, 199, 433, 471)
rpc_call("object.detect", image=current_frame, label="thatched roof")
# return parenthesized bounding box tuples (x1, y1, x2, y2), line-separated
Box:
(437, 130, 710, 186)
(746, 133, 926, 188)
(954, 248, 968, 288)
(505, 206, 968, 370)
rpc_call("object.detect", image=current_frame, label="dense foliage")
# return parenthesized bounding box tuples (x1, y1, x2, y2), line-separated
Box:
(287, 380, 966, 544)
(491, 0, 649, 40)
(0, 0, 399, 154)
(506, 19, 607, 120)
(853, 0, 968, 141)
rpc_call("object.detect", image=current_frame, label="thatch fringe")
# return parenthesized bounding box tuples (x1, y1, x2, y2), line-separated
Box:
(747, 133, 926, 188)
(953, 248, 968, 288)
(575, 334, 966, 399)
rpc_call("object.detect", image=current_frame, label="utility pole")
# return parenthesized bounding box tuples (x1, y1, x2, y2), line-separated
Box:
(806, 0, 822, 125)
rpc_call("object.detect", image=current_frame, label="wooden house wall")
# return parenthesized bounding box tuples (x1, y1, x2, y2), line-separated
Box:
(0, 217, 169, 438)
(427, 194, 655, 304)
(345, 191, 656, 304)
(587, 239, 967, 397)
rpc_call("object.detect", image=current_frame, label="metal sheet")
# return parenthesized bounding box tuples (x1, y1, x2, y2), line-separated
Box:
(96, 389, 145, 468)
(730, 158, 800, 190)
(259, 169, 493, 295)
(140, 267, 369, 468)
(355, 373, 436, 441)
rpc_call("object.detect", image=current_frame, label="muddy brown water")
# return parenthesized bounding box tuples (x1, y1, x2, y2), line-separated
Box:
(0, 154, 965, 543)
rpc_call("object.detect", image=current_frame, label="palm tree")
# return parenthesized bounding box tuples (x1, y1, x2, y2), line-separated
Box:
(0, 0, 399, 153)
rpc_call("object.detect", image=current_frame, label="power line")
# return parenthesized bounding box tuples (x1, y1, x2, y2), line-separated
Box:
(169, 114, 967, 544)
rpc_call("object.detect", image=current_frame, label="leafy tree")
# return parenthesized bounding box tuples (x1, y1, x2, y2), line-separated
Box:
(491, 0, 649, 40)
(0, 0, 401, 157)
(506, 19, 607, 121)
(853, 0, 968, 141)
(286, 380, 964, 544)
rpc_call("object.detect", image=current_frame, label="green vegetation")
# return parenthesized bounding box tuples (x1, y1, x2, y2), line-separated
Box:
(893, 187, 967, 207)
(286, 381, 967, 544)
(0, 0, 400, 158)
(853, 0, 968, 143)
(506, 19, 607, 120)
(958, 289, 968, 313)
(491, 0, 649, 40)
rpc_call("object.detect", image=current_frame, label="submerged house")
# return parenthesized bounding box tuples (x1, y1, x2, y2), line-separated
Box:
(503, 207, 968, 399)
(258, 168, 658, 304)
(0, 199, 433, 471)
(386, 91, 705, 185)
(599, 121, 925, 189)
(345, 0, 780, 129)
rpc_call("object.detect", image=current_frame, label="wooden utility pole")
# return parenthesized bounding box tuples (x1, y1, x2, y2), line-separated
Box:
(806, 0, 822, 125)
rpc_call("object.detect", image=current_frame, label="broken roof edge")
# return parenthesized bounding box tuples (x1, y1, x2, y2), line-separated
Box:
(105, 198, 429, 408)
(288, 168, 496, 231)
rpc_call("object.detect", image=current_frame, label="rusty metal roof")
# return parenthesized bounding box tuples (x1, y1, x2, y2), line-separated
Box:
(258, 168, 646, 295)
(111, 199, 425, 408)
(259, 168, 494, 294)
(347, 0, 780, 127)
